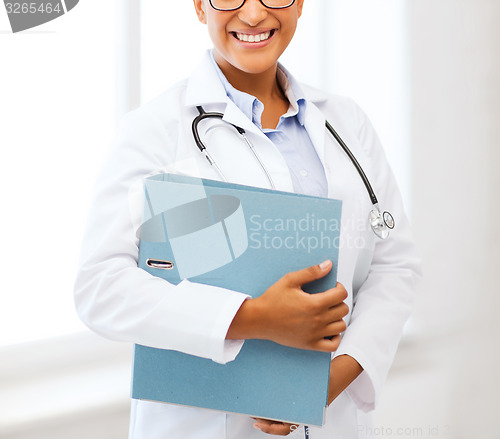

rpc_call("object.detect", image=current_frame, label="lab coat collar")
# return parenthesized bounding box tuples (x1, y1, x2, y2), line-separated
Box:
(303, 101, 327, 176)
(184, 51, 330, 195)
(184, 51, 328, 135)
(210, 50, 308, 128)
(184, 51, 263, 136)
(185, 51, 228, 108)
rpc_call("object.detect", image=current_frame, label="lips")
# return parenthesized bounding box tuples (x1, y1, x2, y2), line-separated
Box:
(231, 29, 276, 43)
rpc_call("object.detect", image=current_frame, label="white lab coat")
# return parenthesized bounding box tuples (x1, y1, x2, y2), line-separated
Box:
(74, 52, 421, 439)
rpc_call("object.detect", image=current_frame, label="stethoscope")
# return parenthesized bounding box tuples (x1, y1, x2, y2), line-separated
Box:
(192, 105, 395, 239)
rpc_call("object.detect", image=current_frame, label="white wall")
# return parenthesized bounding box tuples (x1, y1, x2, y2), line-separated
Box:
(377, 1, 500, 437)
(411, 0, 500, 337)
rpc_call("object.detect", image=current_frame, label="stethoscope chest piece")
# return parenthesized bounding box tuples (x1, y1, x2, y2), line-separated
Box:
(369, 205, 395, 240)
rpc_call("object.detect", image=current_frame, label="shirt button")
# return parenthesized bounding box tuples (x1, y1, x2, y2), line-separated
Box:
(300, 170, 308, 177)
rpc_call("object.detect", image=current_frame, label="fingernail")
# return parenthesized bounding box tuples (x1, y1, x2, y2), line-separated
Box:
(319, 260, 331, 270)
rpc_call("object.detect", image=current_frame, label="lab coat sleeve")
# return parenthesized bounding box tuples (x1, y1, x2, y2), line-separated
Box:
(333, 101, 422, 411)
(74, 108, 250, 364)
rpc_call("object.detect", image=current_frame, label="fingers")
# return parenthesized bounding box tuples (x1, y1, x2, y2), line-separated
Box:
(324, 301, 349, 322)
(323, 317, 347, 335)
(253, 419, 299, 436)
(313, 282, 348, 309)
(283, 260, 332, 287)
(312, 334, 342, 352)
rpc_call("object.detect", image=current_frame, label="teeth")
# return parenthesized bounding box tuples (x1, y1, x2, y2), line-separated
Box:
(235, 31, 271, 43)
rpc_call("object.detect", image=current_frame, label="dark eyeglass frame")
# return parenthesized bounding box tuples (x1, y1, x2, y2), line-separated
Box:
(209, 0, 296, 12)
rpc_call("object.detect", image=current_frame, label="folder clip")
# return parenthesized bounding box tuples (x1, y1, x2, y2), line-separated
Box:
(146, 259, 174, 270)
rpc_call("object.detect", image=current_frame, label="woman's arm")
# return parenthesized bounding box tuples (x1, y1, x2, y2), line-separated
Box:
(328, 354, 363, 405)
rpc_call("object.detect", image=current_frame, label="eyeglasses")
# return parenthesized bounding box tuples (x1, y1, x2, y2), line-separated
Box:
(209, 0, 296, 12)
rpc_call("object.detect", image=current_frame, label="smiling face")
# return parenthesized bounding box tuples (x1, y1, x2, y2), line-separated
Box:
(194, 0, 304, 77)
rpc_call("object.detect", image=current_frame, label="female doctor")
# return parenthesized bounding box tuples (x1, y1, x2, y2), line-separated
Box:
(74, 0, 421, 438)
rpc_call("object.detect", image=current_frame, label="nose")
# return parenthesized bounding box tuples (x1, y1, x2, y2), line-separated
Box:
(238, 0, 268, 26)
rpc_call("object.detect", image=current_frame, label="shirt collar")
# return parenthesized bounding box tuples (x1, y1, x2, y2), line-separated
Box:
(277, 66, 307, 126)
(210, 51, 258, 124)
(209, 50, 308, 127)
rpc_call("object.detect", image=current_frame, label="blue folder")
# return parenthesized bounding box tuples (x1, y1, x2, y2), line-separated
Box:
(132, 173, 342, 426)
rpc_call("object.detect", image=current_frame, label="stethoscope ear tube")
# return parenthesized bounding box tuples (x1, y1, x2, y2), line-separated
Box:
(192, 106, 222, 153)
(192, 106, 274, 187)
(192, 106, 228, 181)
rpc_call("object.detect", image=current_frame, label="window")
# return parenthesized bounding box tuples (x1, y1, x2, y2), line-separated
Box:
(0, 1, 116, 346)
(141, 1, 212, 104)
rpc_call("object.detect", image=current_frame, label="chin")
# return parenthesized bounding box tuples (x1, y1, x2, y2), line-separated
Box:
(239, 63, 276, 75)
(230, 54, 280, 75)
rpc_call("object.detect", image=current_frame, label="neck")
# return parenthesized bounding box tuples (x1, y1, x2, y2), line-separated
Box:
(213, 52, 285, 104)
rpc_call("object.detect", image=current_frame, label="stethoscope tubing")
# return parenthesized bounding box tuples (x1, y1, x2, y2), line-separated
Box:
(325, 120, 378, 206)
(193, 107, 378, 204)
(192, 105, 276, 189)
(192, 105, 395, 238)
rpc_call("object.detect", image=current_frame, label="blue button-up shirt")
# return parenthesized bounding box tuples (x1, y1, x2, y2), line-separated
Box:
(210, 52, 328, 198)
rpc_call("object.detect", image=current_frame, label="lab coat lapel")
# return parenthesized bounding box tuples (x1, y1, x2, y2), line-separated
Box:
(221, 101, 267, 139)
(303, 100, 339, 199)
(184, 51, 227, 108)
(184, 51, 266, 139)
(221, 100, 294, 191)
(303, 102, 327, 166)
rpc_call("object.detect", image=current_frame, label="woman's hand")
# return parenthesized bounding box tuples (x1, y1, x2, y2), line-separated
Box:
(227, 260, 349, 352)
(252, 418, 299, 436)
